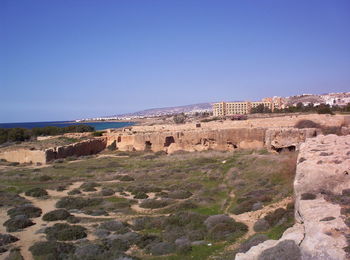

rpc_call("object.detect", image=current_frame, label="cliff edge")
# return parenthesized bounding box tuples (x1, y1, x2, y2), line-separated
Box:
(235, 134, 350, 260)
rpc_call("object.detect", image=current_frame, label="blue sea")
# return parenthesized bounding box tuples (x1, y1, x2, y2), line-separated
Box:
(0, 121, 135, 131)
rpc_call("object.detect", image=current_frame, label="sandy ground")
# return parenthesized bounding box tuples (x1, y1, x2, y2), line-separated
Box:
(0, 181, 170, 259)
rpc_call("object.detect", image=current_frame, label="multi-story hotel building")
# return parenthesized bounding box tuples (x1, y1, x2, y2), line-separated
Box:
(213, 97, 283, 116)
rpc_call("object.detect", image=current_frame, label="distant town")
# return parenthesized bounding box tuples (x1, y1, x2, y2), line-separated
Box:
(76, 92, 350, 122)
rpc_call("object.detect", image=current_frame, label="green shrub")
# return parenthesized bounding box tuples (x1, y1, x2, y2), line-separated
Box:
(38, 175, 52, 181)
(42, 209, 71, 221)
(29, 241, 75, 259)
(166, 190, 193, 199)
(7, 205, 42, 218)
(173, 113, 187, 124)
(264, 208, 287, 226)
(80, 182, 100, 192)
(67, 188, 81, 195)
(45, 223, 87, 241)
(56, 196, 102, 210)
(294, 120, 320, 129)
(133, 192, 149, 199)
(116, 175, 135, 182)
(25, 187, 48, 197)
(139, 199, 173, 209)
(4, 215, 35, 232)
(231, 199, 255, 214)
(207, 221, 248, 241)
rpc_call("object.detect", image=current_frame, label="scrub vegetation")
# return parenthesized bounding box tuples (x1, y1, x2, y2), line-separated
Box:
(0, 148, 297, 259)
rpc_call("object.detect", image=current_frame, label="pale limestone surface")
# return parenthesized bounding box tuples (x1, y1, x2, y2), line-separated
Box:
(105, 114, 347, 154)
(0, 137, 107, 164)
(236, 134, 350, 260)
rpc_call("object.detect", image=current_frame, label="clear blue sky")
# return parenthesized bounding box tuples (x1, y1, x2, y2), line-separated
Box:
(1, 0, 349, 123)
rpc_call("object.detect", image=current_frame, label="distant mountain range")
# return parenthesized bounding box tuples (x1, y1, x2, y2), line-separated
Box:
(117, 103, 213, 117)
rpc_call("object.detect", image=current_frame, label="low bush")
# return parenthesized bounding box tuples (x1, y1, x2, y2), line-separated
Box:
(100, 188, 115, 196)
(4, 215, 35, 232)
(166, 190, 193, 199)
(253, 219, 270, 232)
(204, 214, 248, 241)
(74, 243, 106, 259)
(102, 237, 130, 252)
(42, 209, 71, 221)
(231, 199, 256, 214)
(116, 175, 135, 182)
(207, 221, 248, 241)
(99, 220, 129, 234)
(161, 200, 197, 213)
(133, 192, 149, 199)
(148, 241, 176, 255)
(0, 191, 30, 207)
(131, 216, 159, 231)
(67, 188, 81, 195)
(56, 196, 102, 210)
(5, 248, 24, 260)
(136, 234, 161, 249)
(139, 199, 173, 209)
(264, 208, 288, 226)
(38, 175, 52, 182)
(25, 187, 48, 198)
(45, 223, 87, 241)
(7, 205, 42, 218)
(56, 185, 66, 192)
(0, 233, 19, 246)
(80, 182, 100, 192)
(294, 120, 320, 129)
(29, 241, 75, 259)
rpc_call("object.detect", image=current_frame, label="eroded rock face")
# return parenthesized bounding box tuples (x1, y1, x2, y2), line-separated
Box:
(106, 128, 320, 154)
(236, 134, 350, 260)
(265, 128, 319, 152)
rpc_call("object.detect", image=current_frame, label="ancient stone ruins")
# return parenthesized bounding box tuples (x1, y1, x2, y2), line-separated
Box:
(0, 114, 349, 165)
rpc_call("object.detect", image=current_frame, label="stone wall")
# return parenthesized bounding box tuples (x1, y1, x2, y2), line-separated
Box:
(235, 134, 350, 260)
(0, 149, 46, 164)
(0, 137, 107, 164)
(45, 137, 107, 162)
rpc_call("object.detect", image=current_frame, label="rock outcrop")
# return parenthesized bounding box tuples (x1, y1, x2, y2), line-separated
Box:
(106, 127, 321, 154)
(265, 128, 319, 152)
(235, 134, 350, 260)
(106, 128, 267, 153)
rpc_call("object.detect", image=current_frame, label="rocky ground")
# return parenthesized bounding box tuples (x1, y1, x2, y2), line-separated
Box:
(0, 148, 297, 260)
(235, 134, 350, 260)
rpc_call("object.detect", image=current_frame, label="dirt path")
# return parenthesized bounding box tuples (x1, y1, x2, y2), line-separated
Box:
(0, 181, 110, 260)
(0, 179, 179, 259)
(224, 196, 293, 252)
